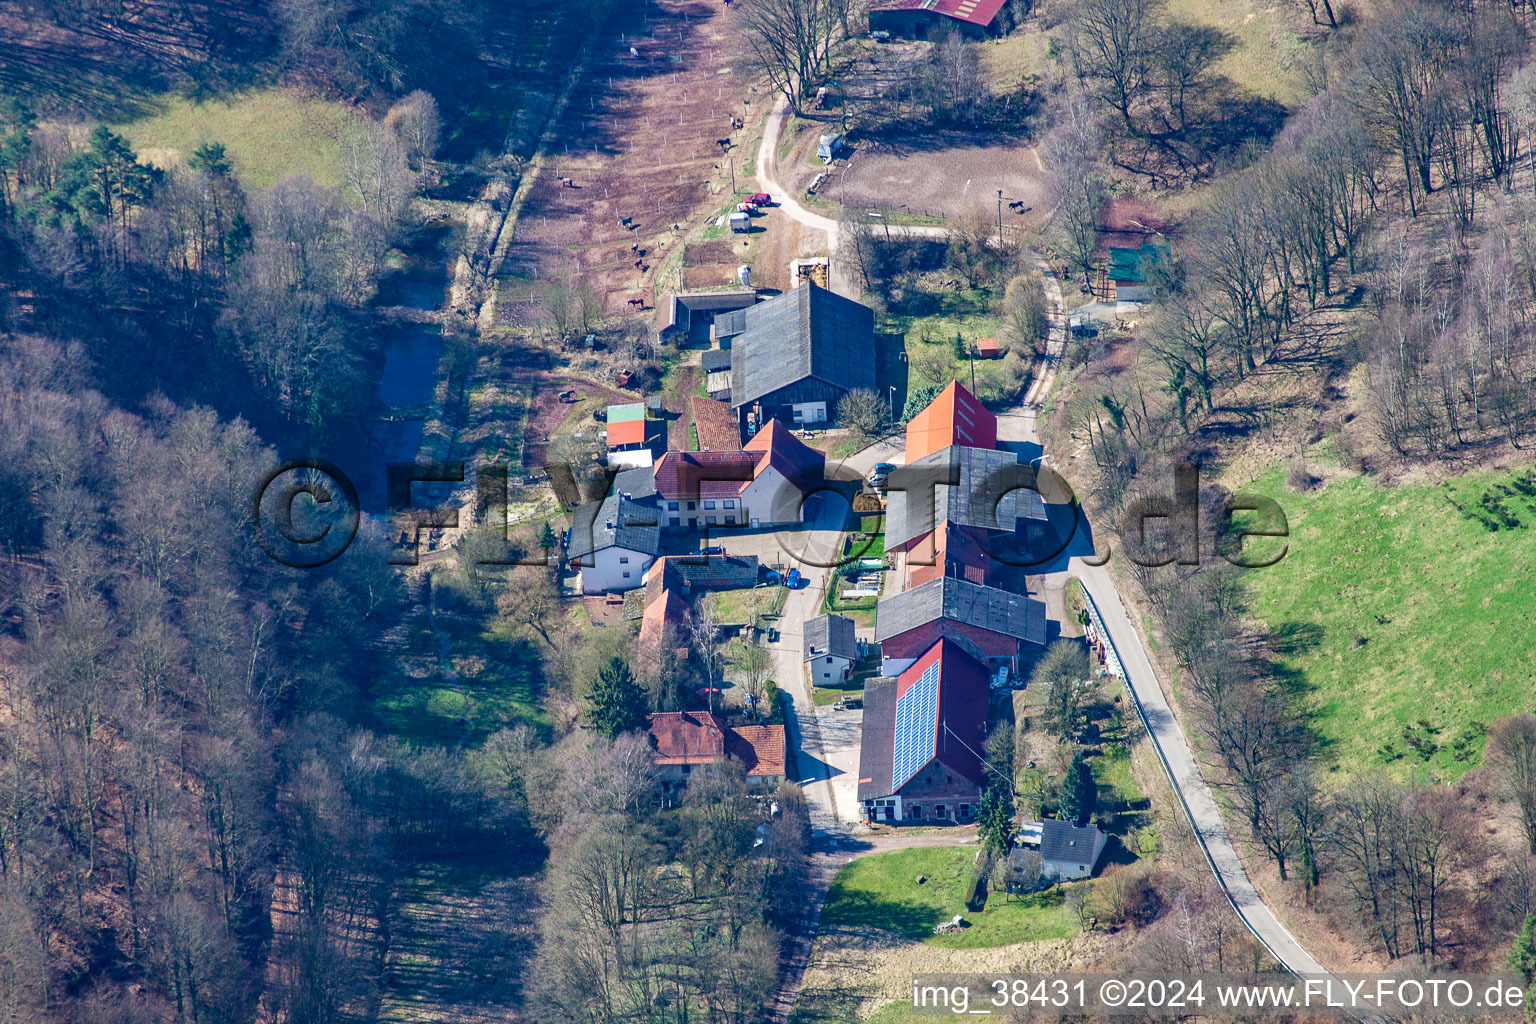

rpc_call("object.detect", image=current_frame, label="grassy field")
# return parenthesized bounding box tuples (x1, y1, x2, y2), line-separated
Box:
(1164, 0, 1308, 106)
(978, 32, 1051, 95)
(821, 847, 1080, 950)
(115, 88, 368, 190)
(1238, 462, 1536, 778)
(371, 614, 548, 745)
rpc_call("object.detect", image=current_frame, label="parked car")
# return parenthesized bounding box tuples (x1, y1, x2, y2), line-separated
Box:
(785, 568, 804, 589)
(748, 193, 772, 206)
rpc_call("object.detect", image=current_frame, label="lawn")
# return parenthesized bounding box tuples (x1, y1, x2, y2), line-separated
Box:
(712, 587, 777, 625)
(370, 614, 548, 745)
(115, 88, 368, 190)
(821, 847, 1080, 949)
(1238, 463, 1536, 778)
(812, 685, 864, 706)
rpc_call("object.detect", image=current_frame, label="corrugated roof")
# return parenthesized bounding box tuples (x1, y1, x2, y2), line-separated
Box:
(701, 348, 733, 373)
(904, 381, 997, 464)
(1107, 242, 1168, 284)
(874, 576, 1046, 647)
(856, 677, 898, 801)
(607, 418, 647, 447)
(859, 639, 989, 799)
(730, 283, 876, 408)
(804, 613, 858, 662)
(873, 0, 1007, 27)
(608, 403, 646, 423)
(887, 445, 1049, 552)
(661, 553, 761, 591)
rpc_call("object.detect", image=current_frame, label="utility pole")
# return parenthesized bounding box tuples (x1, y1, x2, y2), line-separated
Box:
(996, 188, 1003, 240)
(840, 157, 854, 205)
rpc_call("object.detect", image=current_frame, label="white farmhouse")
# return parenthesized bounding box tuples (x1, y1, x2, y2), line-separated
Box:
(567, 494, 661, 594)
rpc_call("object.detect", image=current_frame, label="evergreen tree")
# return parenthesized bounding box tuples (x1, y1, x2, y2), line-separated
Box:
(585, 656, 649, 738)
(977, 788, 1015, 853)
(1059, 751, 1097, 824)
(539, 521, 557, 558)
(1511, 914, 1536, 986)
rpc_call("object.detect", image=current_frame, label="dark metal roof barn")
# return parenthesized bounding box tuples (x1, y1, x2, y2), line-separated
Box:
(730, 283, 876, 408)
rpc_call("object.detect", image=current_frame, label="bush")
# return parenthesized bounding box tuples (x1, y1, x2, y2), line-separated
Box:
(1285, 458, 1321, 492)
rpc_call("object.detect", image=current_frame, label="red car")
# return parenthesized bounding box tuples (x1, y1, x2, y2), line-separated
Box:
(747, 193, 773, 206)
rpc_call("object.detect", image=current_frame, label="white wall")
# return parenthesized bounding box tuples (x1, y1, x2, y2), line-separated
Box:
(809, 653, 851, 683)
(739, 465, 804, 526)
(579, 545, 655, 594)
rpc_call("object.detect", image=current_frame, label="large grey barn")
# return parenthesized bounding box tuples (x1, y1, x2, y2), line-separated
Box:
(729, 283, 876, 432)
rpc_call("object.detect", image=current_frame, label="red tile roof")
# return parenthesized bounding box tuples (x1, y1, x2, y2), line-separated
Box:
(646, 712, 787, 777)
(648, 710, 728, 765)
(690, 396, 741, 452)
(893, 638, 989, 788)
(726, 724, 787, 777)
(654, 449, 758, 500)
(904, 382, 997, 463)
(746, 418, 825, 492)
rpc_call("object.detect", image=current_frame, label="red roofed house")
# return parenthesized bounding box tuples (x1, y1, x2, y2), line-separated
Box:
(869, 0, 1013, 39)
(904, 381, 998, 464)
(975, 337, 1001, 359)
(856, 639, 990, 823)
(905, 521, 994, 589)
(653, 418, 826, 529)
(646, 711, 787, 799)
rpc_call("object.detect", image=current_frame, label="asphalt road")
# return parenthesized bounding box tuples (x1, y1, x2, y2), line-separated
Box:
(757, 122, 1334, 977)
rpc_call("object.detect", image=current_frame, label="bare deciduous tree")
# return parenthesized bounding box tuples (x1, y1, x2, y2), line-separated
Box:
(737, 0, 843, 113)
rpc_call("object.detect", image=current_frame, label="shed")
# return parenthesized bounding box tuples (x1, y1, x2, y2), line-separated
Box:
(606, 402, 649, 449)
(817, 133, 844, 164)
(804, 613, 859, 683)
(975, 337, 1001, 359)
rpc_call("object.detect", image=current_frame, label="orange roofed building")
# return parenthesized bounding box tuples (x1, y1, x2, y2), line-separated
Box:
(904, 381, 997, 463)
(646, 711, 786, 799)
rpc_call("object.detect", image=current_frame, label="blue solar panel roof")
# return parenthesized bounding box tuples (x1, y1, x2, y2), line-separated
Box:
(891, 660, 940, 790)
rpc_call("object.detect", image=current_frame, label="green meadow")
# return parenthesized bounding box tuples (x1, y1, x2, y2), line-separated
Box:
(1238, 463, 1536, 778)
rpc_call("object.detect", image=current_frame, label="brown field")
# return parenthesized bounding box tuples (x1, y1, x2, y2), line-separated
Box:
(503, 0, 762, 317)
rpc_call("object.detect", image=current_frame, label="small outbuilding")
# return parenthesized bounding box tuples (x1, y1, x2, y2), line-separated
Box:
(975, 337, 1001, 359)
(803, 613, 859, 683)
(606, 402, 649, 450)
(817, 133, 844, 164)
(730, 211, 751, 233)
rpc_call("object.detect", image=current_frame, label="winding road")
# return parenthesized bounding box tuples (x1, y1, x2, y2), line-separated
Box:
(753, 97, 1336, 984)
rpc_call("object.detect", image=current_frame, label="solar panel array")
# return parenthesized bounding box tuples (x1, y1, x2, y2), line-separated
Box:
(891, 659, 941, 790)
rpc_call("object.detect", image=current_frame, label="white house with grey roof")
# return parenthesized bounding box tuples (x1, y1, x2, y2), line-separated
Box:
(1036, 818, 1107, 880)
(803, 613, 859, 683)
(567, 494, 662, 594)
(728, 282, 876, 431)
